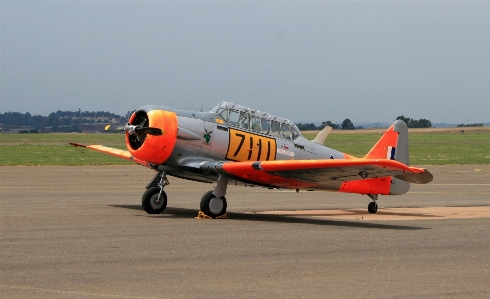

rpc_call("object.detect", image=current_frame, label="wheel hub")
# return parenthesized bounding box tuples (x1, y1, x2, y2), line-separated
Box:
(150, 194, 164, 209)
(209, 197, 224, 214)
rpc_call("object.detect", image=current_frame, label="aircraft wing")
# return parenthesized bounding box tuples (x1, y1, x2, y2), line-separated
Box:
(204, 159, 433, 192)
(69, 143, 151, 168)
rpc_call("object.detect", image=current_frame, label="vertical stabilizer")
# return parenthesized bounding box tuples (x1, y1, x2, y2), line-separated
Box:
(364, 120, 410, 195)
(392, 120, 409, 165)
(364, 120, 409, 165)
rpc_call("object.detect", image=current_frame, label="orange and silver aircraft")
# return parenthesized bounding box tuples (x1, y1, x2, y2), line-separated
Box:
(70, 101, 433, 218)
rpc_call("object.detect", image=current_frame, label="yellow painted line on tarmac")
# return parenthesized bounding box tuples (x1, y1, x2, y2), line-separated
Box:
(259, 206, 490, 221)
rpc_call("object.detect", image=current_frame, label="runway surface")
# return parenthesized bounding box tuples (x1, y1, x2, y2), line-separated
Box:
(1, 165, 490, 298)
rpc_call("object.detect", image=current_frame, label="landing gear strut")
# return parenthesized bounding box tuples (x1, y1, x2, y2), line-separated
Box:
(142, 171, 169, 214)
(367, 194, 378, 214)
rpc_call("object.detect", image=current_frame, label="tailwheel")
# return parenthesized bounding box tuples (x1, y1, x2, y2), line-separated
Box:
(368, 201, 378, 214)
(142, 187, 167, 214)
(200, 190, 227, 219)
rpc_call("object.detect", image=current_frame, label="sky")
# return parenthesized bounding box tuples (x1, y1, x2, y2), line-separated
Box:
(1, 1, 489, 124)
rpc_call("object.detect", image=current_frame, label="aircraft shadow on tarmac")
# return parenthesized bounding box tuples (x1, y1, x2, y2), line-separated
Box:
(108, 205, 428, 231)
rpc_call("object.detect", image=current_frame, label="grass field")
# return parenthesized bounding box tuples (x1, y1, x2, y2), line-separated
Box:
(0, 127, 489, 166)
(0, 133, 132, 166)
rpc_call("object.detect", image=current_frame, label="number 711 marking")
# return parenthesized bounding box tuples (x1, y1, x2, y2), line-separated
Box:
(226, 128, 277, 161)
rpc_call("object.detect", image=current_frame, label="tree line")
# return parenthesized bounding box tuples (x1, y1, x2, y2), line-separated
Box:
(395, 115, 432, 128)
(296, 119, 358, 131)
(457, 123, 483, 127)
(1, 110, 434, 133)
(0, 110, 133, 132)
(297, 116, 433, 131)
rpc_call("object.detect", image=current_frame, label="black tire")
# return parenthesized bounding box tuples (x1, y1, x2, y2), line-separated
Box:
(200, 190, 227, 219)
(368, 202, 378, 214)
(142, 187, 167, 214)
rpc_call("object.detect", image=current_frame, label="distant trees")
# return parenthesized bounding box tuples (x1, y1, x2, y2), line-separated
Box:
(321, 121, 340, 130)
(0, 110, 126, 132)
(296, 119, 355, 130)
(457, 123, 483, 127)
(297, 115, 435, 131)
(295, 123, 319, 130)
(396, 115, 432, 128)
(123, 111, 134, 121)
(341, 119, 355, 130)
(296, 121, 341, 131)
(18, 129, 39, 134)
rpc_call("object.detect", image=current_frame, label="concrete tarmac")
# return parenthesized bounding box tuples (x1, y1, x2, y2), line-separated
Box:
(1, 165, 490, 298)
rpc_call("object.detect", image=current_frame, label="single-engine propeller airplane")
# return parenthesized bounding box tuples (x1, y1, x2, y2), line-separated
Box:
(70, 101, 433, 218)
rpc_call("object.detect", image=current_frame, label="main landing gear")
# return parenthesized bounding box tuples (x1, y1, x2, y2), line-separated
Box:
(367, 194, 378, 214)
(200, 191, 227, 218)
(200, 176, 229, 218)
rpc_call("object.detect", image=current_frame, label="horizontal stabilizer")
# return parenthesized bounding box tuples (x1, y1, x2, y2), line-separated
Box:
(394, 169, 433, 184)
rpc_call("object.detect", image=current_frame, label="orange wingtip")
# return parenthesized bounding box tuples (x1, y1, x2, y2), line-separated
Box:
(87, 145, 132, 160)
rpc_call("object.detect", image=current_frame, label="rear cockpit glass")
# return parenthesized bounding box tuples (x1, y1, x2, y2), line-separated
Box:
(239, 112, 250, 129)
(281, 124, 291, 140)
(270, 120, 280, 137)
(251, 116, 261, 132)
(261, 118, 270, 134)
(291, 127, 300, 140)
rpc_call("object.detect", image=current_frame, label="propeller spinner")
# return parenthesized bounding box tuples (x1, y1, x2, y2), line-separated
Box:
(110, 108, 178, 165)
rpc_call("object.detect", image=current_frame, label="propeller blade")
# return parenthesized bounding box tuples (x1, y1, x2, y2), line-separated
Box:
(135, 127, 165, 136)
(104, 125, 125, 132)
(108, 123, 164, 136)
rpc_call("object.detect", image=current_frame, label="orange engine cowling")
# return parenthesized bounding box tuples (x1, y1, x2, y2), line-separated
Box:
(126, 109, 178, 165)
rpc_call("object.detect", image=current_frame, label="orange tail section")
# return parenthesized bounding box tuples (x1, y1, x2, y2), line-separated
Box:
(342, 120, 411, 195)
(364, 119, 409, 165)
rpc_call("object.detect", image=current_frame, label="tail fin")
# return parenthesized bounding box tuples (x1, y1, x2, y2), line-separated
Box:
(365, 120, 410, 195)
(364, 119, 409, 165)
(312, 126, 332, 144)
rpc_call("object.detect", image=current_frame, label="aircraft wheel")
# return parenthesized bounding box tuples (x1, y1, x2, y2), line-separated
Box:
(142, 187, 167, 214)
(200, 190, 227, 219)
(368, 202, 378, 214)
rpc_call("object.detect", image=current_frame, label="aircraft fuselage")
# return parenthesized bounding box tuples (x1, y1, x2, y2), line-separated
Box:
(136, 103, 346, 185)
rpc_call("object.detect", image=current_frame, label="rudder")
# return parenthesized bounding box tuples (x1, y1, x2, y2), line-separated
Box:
(364, 120, 410, 194)
(364, 119, 409, 165)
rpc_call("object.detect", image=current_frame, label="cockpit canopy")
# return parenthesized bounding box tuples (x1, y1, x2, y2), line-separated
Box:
(209, 101, 301, 141)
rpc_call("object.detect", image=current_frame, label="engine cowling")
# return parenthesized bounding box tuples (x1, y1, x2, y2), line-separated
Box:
(126, 108, 178, 165)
